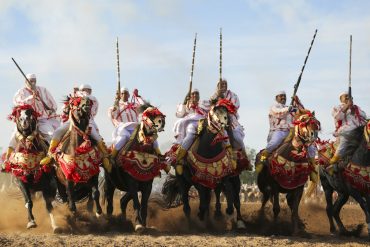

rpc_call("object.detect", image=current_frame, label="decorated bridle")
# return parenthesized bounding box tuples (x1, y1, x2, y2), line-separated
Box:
(293, 111, 321, 144)
(8, 104, 41, 149)
(139, 107, 166, 144)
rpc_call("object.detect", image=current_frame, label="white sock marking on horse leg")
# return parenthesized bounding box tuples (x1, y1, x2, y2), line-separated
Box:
(49, 213, 57, 230)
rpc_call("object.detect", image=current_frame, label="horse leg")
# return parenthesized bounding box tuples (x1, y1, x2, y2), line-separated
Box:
(86, 192, 94, 213)
(365, 196, 370, 240)
(126, 177, 142, 231)
(139, 182, 152, 228)
(321, 176, 336, 234)
(291, 187, 304, 236)
(92, 175, 102, 217)
(223, 179, 235, 217)
(66, 180, 76, 214)
(18, 180, 37, 229)
(197, 186, 211, 221)
(120, 192, 132, 220)
(272, 190, 280, 222)
(232, 176, 246, 229)
(104, 176, 115, 217)
(214, 185, 222, 218)
(42, 186, 60, 233)
(332, 192, 349, 235)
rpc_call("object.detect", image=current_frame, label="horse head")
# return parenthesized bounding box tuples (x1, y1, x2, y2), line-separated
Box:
(68, 96, 91, 131)
(9, 104, 39, 137)
(365, 119, 370, 150)
(207, 99, 236, 132)
(293, 110, 321, 145)
(140, 106, 166, 138)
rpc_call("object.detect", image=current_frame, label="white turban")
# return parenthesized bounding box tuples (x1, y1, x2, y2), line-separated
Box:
(339, 91, 348, 99)
(192, 88, 199, 93)
(26, 73, 36, 80)
(120, 87, 129, 93)
(79, 84, 92, 90)
(276, 90, 286, 96)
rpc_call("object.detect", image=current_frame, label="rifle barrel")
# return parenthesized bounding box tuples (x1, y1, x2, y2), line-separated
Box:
(290, 29, 318, 106)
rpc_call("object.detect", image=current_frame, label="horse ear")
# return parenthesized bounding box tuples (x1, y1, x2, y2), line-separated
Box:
(312, 111, 315, 116)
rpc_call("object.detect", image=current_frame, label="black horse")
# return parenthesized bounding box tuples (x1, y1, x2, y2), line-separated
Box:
(41, 96, 106, 216)
(316, 121, 370, 239)
(162, 101, 237, 227)
(104, 106, 168, 232)
(4, 105, 59, 232)
(256, 110, 320, 235)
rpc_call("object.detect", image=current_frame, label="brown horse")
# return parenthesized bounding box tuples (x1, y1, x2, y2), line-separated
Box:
(316, 120, 370, 239)
(3, 105, 60, 232)
(256, 110, 320, 235)
(41, 96, 108, 216)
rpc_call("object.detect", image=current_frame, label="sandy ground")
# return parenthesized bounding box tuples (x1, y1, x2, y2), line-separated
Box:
(0, 187, 369, 246)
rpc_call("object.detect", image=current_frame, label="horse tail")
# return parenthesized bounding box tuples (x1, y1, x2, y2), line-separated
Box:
(152, 174, 183, 209)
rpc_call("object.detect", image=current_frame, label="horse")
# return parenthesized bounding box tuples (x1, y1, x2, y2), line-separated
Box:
(3, 105, 59, 232)
(162, 99, 239, 228)
(104, 105, 168, 232)
(315, 120, 370, 239)
(43, 96, 106, 216)
(255, 110, 320, 235)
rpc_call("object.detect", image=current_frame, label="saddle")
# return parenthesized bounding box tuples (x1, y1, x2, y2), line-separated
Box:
(268, 142, 313, 189)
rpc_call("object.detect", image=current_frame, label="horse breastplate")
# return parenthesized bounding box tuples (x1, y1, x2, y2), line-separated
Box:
(187, 138, 234, 189)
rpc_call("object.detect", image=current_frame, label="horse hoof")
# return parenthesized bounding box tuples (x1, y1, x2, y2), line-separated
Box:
(27, 220, 37, 229)
(53, 226, 62, 234)
(236, 220, 246, 229)
(135, 224, 145, 232)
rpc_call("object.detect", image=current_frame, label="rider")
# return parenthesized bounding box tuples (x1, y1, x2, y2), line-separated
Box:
(108, 87, 146, 127)
(210, 79, 245, 150)
(173, 88, 208, 144)
(110, 106, 170, 172)
(255, 91, 317, 181)
(173, 99, 237, 175)
(329, 91, 367, 165)
(77, 84, 100, 132)
(12, 73, 59, 142)
(40, 97, 111, 172)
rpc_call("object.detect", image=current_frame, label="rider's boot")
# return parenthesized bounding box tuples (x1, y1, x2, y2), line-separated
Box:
(175, 146, 187, 175)
(97, 140, 112, 173)
(309, 158, 319, 183)
(226, 145, 237, 170)
(255, 149, 269, 174)
(326, 154, 341, 176)
(40, 139, 59, 165)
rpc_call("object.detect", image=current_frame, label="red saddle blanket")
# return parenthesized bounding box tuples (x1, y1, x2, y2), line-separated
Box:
(269, 154, 312, 189)
(57, 147, 101, 183)
(4, 151, 50, 183)
(187, 146, 234, 189)
(343, 162, 370, 194)
(119, 150, 165, 181)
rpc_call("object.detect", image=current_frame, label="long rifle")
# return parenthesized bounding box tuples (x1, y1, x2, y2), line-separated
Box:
(219, 28, 222, 82)
(187, 33, 197, 95)
(115, 37, 121, 106)
(289, 29, 318, 106)
(348, 35, 352, 99)
(11, 57, 52, 111)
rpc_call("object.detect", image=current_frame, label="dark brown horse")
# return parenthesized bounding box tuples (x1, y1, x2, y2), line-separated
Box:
(104, 105, 168, 232)
(3, 105, 59, 232)
(162, 100, 238, 228)
(316, 120, 370, 239)
(256, 110, 320, 235)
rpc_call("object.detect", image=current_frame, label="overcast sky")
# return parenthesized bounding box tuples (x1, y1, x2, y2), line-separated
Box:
(0, 0, 369, 152)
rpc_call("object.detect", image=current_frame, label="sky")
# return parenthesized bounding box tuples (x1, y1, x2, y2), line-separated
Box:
(0, 0, 369, 152)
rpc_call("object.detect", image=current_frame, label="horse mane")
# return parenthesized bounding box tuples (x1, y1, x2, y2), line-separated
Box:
(340, 125, 364, 157)
(138, 103, 153, 114)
